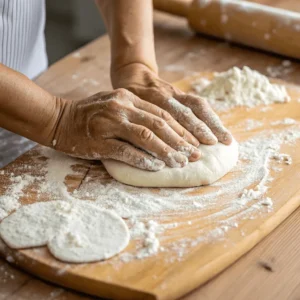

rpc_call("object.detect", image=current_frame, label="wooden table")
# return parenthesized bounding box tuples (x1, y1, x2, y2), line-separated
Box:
(1, 3, 300, 299)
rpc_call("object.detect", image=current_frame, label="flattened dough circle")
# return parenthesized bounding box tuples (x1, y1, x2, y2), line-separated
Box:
(48, 206, 130, 263)
(102, 140, 239, 187)
(0, 201, 70, 249)
(0, 201, 130, 263)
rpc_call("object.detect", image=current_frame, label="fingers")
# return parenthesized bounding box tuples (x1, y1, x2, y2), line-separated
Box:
(176, 94, 233, 145)
(129, 109, 201, 162)
(164, 97, 218, 145)
(103, 139, 165, 171)
(119, 123, 189, 168)
(133, 98, 199, 147)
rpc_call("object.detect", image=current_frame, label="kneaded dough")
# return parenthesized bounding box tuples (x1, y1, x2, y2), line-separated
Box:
(0, 201, 130, 263)
(102, 140, 239, 188)
(48, 205, 130, 263)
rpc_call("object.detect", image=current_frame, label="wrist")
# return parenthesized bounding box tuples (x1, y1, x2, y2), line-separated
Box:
(40, 96, 68, 148)
(111, 62, 158, 89)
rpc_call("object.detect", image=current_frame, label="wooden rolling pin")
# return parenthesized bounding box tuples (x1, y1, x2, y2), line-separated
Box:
(153, 0, 300, 59)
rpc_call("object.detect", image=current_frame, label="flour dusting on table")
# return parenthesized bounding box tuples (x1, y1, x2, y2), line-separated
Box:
(1, 123, 300, 263)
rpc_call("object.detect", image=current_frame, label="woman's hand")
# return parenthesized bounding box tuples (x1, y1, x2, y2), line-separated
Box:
(111, 63, 233, 145)
(52, 89, 202, 171)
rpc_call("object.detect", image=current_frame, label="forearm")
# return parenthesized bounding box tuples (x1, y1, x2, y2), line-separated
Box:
(0, 64, 61, 146)
(95, 0, 158, 85)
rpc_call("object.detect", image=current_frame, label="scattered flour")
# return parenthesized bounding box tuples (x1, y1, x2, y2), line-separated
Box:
(260, 107, 273, 113)
(244, 119, 264, 131)
(72, 52, 81, 58)
(38, 147, 78, 200)
(162, 65, 185, 72)
(121, 219, 162, 261)
(272, 153, 292, 165)
(271, 118, 297, 126)
(192, 78, 211, 93)
(266, 60, 294, 78)
(0, 174, 37, 220)
(1, 124, 300, 262)
(193, 66, 290, 111)
(0, 264, 16, 284)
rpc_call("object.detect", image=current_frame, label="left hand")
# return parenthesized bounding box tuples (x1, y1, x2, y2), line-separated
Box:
(111, 63, 232, 146)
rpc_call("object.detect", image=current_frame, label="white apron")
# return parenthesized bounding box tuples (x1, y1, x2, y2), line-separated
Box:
(0, 0, 47, 78)
(0, 0, 47, 168)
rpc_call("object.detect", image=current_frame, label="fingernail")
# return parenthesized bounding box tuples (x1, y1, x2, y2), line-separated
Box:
(168, 152, 188, 168)
(151, 159, 165, 171)
(143, 157, 165, 171)
(190, 149, 201, 161)
(204, 136, 218, 145)
(222, 132, 233, 145)
(178, 145, 193, 157)
(211, 135, 218, 144)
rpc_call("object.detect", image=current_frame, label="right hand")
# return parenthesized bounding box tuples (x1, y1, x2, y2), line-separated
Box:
(51, 89, 202, 171)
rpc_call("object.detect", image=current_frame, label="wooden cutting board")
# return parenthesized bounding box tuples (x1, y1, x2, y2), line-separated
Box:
(1, 73, 300, 300)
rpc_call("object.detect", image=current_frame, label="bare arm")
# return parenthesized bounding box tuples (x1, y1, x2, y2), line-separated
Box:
(95, 0, 158, 82)
(96, 0, 232, 145)
(0, 64, 199, 169)
(0, 63, 60, 146)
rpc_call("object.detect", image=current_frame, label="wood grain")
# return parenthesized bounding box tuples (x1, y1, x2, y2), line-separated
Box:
(1, 2, 300, 300)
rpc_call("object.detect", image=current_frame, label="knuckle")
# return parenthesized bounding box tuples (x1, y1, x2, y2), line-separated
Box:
(199, 97, 208, 104)
(107, 98, 120, 109)
(178, 107, 193, 123)
(188, 96, 208, 109)
(139, 127, 154, 142)
(153, 118, 167, 130)
(116, 143, 131, 156)
(197, 97, 209, 108)
(115, 88, 130, 98)
(179, 128, 188, 139)
(160, 110, 173, 122)
(182, 106, 193, 116)
(161, 146, 170, 156)
(194, 124, 206, 134)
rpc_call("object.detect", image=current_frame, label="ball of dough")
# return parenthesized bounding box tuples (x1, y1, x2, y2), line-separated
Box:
(102, 140, 239, 188)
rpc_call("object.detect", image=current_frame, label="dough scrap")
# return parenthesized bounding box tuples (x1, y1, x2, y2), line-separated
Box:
(0, 201, 130, 263)
(102, 140, 239, 187)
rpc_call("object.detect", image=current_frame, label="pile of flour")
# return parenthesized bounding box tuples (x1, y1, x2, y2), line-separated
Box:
(193, 66, 290, 110)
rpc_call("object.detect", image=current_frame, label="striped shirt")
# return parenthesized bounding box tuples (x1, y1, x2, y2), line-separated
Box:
(0, 0, 47, 79)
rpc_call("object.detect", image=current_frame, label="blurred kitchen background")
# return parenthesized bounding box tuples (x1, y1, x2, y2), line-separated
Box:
(45, 0, 106, 65)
